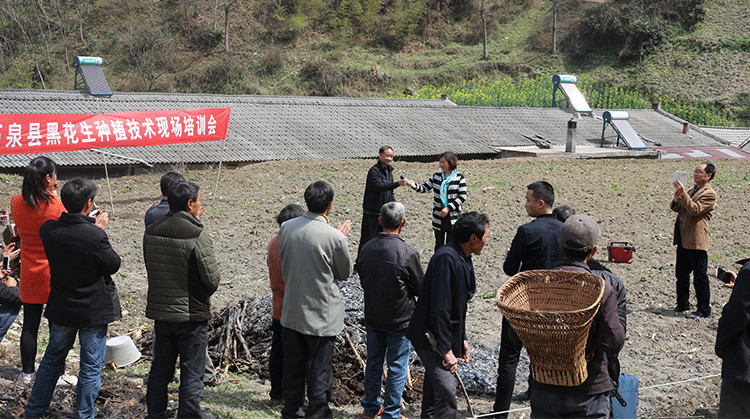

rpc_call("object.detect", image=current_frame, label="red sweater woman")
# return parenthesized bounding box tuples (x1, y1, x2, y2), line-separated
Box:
(10, 156, 66, 383)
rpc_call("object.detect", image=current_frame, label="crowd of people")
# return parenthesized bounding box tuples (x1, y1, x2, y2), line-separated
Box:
(0, 149, 747, 419)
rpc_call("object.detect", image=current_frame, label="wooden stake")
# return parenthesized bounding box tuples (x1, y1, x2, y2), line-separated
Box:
(213, 103, 232, 196)
(345, 331, 366, 371)
(101, 151, 114, 211)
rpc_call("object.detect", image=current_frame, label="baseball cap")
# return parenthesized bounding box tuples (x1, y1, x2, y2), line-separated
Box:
(560, 214, 601, 252)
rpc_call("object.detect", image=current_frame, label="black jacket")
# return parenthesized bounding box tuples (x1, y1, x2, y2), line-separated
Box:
(532, 259, 625, 396)
(408, 241, 475, 357)
(716, 260, 750, 384)
(40, 212, 122, 328)
(357, 232, 424, 332)
(503, 214, 564, 276)
(362, 161, 399, 216)
(588, 259, 627, 332)
(0, 283, 21, 309)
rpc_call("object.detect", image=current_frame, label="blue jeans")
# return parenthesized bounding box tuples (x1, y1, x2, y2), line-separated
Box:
(25, 323, 108, 419)
(361, 327, 411, 419)
(0, 304, 20, 342)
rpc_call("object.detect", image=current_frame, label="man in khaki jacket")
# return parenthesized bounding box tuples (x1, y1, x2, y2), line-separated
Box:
(671, 161, 717, 319)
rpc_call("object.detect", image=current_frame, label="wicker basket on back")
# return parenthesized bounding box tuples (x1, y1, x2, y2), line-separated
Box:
(496, 270, 604, 387)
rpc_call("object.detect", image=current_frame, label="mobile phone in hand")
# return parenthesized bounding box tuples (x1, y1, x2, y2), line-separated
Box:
(717, 267, 732, 283)
(2, 255, 8, 271)
(89, 203, 101, 217)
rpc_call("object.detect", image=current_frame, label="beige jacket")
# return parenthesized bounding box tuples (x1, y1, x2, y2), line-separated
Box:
(671, 183, 716, 251)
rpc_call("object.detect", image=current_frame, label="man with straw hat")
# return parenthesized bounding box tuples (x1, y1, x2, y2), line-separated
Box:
(529, 214, 625, 418)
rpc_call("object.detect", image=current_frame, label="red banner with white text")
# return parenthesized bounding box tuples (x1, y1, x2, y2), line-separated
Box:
(0, 108, 230, 155)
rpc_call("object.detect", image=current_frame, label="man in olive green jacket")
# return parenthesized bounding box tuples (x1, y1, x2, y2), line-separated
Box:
(143, 181, 220, 419)
(280, 181, 353, 418)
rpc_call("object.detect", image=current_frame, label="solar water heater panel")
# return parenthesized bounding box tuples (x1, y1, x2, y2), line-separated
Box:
(612, 119, 647, 149)
(559, 83, 592, 113)
(80, 66, 113, 96)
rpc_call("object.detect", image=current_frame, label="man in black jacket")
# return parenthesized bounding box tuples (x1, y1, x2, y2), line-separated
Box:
(26, 178, 121, 419)
(357, 202, 424, 419)
(409, 212, 490, 418)
(494, 181, 564, 417)
(359, 146, 409, 253)
(715, 257, 750, 418)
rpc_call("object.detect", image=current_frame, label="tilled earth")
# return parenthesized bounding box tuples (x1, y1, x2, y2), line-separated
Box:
(1, 156, 748, 418)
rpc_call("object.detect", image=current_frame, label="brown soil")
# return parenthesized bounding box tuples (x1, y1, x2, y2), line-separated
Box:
(1, 157, 748, 418)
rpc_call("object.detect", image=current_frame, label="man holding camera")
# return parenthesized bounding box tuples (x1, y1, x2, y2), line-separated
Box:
(671, 161, 717, 319)
(144, 181, 220, 419)
(25, 178, 121, 418)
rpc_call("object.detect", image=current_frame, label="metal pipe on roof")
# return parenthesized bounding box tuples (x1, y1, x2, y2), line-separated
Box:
(90, 149, 153, 167)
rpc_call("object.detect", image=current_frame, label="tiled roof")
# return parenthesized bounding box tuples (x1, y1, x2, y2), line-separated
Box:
(0, 89, 729, 168)
(699, 126, 750, 150)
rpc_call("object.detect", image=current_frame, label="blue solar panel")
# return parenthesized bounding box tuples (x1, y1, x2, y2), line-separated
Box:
(74, 56, 112, 97)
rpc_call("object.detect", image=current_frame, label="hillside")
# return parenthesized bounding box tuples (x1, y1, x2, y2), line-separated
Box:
(0, 0, 747, 125)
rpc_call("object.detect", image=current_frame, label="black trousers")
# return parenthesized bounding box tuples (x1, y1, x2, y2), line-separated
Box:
(493, 317, 524, 418)
(675, 245, 710, 314)
(529, 384, 610, 418)
(146, 320, 208, 419)
(21, 303, 44, 373)
(269, 318, 284, 399)
(718, 378, 750, 418)
(415, 346, 457, 419)
(359, 213, 382, 254)
(281, 327, 335, 419)
(434, 217, 455, 252)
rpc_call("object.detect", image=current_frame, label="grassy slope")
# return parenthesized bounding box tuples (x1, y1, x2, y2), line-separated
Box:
(635, 0, 750, 103)
(1, 0, 747, 124)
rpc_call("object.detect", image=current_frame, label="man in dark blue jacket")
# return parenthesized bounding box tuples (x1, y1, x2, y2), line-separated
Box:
(409, 212, 490, 418)
(144, 171, 184, 228)
(26, 178, 121, 419)
(494, 181, 564, 417)
(357, 202, 424, 419)
(715, 257, 750, 418)
(359, 146, 409, 253)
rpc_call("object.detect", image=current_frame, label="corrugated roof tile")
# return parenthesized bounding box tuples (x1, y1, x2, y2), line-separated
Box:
(0, 90, 731, 168)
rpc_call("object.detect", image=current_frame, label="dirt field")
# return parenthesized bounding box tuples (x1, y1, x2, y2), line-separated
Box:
(1, 156, 748, 418)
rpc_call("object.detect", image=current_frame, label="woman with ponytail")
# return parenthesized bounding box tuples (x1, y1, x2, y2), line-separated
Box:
(10, 156, 76, 386)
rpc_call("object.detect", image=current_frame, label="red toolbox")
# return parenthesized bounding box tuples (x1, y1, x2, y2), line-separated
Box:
(608, 241, 635, 264)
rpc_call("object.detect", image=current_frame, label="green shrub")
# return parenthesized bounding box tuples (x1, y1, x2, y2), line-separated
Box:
(400, 75, 736, 126)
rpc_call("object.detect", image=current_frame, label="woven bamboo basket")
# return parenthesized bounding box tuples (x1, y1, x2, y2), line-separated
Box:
(496, 270, 604, 387)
